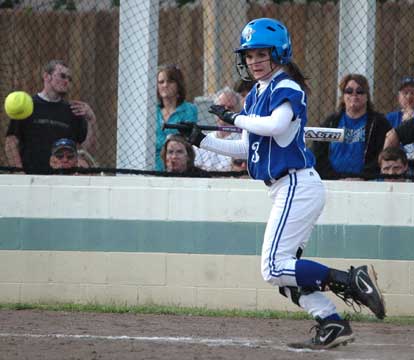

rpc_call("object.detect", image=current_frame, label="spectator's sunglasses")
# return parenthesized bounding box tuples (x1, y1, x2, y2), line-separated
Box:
(54, 151, 76, 160)
(343, 87, 366, 95)
(56, 72, 72, 82)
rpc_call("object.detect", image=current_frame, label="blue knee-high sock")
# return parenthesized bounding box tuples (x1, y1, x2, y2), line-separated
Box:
(295, 259, 329, 289)
(323, 313, 342, 321)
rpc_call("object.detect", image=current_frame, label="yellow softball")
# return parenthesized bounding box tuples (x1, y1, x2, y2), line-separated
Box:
(4, 91, 34, 120)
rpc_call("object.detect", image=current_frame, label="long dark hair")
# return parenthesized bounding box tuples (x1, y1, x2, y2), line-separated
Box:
(157, 64, 187, 108)
(337, 73, 374, 113)
(160, 134, 195, 171)
(284, 61, 310, 94)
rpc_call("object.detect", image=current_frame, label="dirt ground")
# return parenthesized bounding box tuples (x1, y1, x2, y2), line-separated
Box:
(0, 310, 413, 360)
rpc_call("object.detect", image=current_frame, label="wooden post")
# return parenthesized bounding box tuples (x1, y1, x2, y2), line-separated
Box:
(202, 0, 247, 96)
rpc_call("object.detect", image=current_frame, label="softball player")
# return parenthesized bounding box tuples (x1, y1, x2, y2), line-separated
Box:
(178, 18, 385, 349)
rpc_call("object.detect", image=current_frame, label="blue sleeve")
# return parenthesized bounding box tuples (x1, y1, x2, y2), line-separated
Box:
(269, 87, 306, 119)
(385, 111, 401, 128)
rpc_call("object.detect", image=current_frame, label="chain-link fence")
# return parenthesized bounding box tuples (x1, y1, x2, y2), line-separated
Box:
(0, 0, 413, 177)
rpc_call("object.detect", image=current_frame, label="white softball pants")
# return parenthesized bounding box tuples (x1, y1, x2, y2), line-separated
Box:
(261, 168, 338, 319)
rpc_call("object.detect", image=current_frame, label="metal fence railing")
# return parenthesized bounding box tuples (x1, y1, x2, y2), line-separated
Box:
(1, 0, 414, 177)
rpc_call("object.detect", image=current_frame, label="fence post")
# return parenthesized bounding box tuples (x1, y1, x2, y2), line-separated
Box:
(116, 0, 159, 170)
(338, 0, 376, 91)
(202, 0, 247, 96)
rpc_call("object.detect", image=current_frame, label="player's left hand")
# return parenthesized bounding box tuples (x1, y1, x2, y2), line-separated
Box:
(177, 121, 205, 147)
(208, 105, 238, 125)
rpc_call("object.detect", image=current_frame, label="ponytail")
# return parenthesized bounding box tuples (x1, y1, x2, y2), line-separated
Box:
(285, 62, 311, 95)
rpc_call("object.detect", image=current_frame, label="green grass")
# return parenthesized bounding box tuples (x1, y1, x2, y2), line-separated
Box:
(1, 302, 413, 325)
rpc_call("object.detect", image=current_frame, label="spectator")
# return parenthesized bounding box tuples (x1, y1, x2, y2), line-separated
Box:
(77, 149, 98, 169)
(387, 76, 414, 126)
(49, 138, 78, 171)
(155, 64, 198, 171)
(4, 59, 97, 174)
(312, 73, 391, 180)
(384, 119, 414, 149)
(194, 87, 243, 171)
(76, 149, 103, 176)
(160, 134, 208, 176)
(385, 76, 414, 160)
(233, 78, 256, 105)
(378, 147, 409, 182)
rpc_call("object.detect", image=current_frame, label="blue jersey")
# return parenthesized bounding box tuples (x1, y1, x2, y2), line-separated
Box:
(329, 113, 367, 174)
(386, 110, 402, 128)
(241, 72, 315, 181)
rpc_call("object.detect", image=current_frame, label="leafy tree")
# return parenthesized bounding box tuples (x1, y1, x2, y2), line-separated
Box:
(0, 0, 21, 9)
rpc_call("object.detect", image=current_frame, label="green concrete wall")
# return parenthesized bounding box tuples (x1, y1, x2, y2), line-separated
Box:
(1, 218, 414, 260)
(0, 175, 413, 315)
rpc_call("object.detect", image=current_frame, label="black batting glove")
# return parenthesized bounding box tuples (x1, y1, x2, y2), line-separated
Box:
(208, 105, 239, 125)
(177, 121, 206, 147)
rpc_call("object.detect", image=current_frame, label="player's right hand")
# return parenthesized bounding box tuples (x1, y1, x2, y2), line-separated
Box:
(208, 105, 238, 125)
(177, 121, 205, 147)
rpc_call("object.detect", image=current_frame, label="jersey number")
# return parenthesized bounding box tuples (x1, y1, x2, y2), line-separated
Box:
(251, 141, 260, 163)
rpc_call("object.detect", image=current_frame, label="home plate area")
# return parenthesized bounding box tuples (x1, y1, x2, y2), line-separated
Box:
(0, 310, 413, 360)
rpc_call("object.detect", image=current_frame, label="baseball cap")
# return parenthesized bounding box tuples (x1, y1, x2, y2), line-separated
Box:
(51, 138, 77, 155)
(399, 76, 414, 90)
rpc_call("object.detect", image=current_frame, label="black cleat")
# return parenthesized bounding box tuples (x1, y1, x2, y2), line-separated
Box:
(327, 264, 386, 320)
(349, 265, 386, 319)
(288, 318, 354, 350)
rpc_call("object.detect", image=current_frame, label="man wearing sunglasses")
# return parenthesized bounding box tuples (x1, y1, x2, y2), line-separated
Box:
(5, 59, 97, 174)
(312, 73, 391, 180)
(49, 138, 78, 171)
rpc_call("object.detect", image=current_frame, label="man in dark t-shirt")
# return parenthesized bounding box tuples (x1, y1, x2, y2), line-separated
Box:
(5, 59, 97, 174)
(384, 120, 414, 149)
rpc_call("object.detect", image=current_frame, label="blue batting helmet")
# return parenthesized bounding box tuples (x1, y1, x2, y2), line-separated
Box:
(235, 18, 292, 65)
